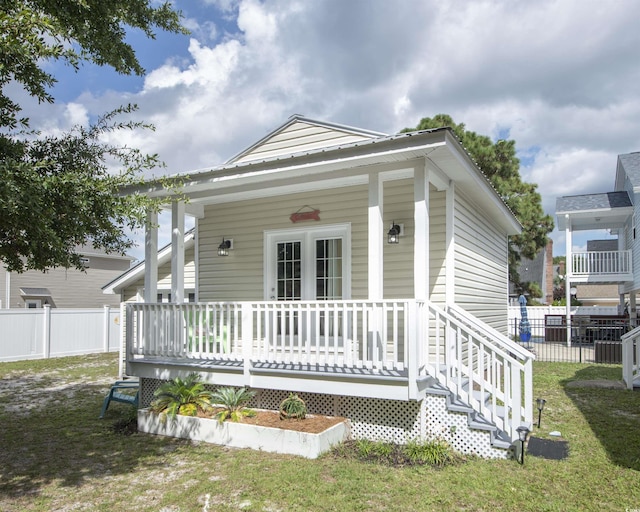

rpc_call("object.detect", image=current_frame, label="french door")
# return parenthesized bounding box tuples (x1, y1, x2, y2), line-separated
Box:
(265, 224, 350, 341)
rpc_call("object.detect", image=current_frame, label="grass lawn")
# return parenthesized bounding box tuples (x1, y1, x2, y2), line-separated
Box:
(0, 353, 639, 511)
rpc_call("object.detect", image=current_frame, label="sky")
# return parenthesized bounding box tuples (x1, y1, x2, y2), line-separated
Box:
(18, 0, 640, 261)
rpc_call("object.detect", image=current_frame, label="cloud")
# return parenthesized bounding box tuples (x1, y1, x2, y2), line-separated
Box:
(16, 0, 640, 259)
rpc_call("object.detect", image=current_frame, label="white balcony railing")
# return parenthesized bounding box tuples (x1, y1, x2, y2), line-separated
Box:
(571, 250, 632, 276)
(126, 299, 534, 442)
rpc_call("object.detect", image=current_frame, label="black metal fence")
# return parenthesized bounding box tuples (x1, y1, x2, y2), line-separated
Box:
(509, 316, 632, 364)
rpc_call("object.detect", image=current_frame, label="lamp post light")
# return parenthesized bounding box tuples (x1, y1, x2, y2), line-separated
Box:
(516, 425, 530, 465)
(536, 398, 546, 428)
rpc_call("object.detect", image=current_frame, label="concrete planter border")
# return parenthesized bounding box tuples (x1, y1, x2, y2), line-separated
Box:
(138, 409, 350, 459)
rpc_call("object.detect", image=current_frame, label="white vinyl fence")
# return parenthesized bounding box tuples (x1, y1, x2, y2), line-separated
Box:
(0, 306, 121, 362)
(508, 305, 620, 322)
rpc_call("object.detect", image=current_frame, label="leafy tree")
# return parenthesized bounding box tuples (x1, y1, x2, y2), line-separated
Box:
(403, 114, 554, 284)
(0, 0, 188, 272)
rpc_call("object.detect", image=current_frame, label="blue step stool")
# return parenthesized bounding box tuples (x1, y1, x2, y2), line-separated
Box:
(99, 380, 139, 418)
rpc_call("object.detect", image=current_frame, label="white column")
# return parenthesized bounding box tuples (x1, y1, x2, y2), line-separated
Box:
(565, 214, 572, 346)
(630, 292, 637, 328)
(414, 164, 430, 301)
(445, 182, 455, 305)
(171, 201, 185, 304)
(144, 209, 158, 303)
(368, 173, 383, 300)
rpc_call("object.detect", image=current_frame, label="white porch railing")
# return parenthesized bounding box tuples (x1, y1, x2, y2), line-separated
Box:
(431, 304, 534, 441)
(572, 250, 632, 276)
(126, 299, 534, 441)
(127, 300, 420, 374)
(622, 325, 640, 389)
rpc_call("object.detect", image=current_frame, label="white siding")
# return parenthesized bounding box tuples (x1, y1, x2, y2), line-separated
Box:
(383, 180, 446, 303)
(199, 185, 369, 301)
(233, 121, 376, 164)
(454, 191, 509, 333)
(198, 178, 449, 303)
(2, 257, 130, 309)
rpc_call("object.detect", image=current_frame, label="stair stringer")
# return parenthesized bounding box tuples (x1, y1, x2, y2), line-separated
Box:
(424, 381, 513, 458)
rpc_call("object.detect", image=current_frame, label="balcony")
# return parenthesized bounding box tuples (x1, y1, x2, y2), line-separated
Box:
(570, 250, 633, 283)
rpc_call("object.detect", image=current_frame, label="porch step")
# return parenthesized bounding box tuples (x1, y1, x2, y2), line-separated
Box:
(424, 373, 511, 452)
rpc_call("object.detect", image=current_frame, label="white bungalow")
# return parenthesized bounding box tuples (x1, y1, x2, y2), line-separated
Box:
(126, 116, 534, 458)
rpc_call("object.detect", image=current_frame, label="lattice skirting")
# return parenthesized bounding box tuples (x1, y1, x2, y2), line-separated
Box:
(140, 378, 507, 459)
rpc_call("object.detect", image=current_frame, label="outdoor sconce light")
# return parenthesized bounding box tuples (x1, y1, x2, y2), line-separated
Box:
(218, 237, 232, 257)
(387, 222, 401, 244)
(516, 425, 530, 465)
(536, 398, 546, 428)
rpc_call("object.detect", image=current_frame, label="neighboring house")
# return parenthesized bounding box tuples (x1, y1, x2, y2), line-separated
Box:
(123, 116, 534, 457)
(103, 229, 197, 303)
(556, 152, 640, 388)
(509, 240, 554, 304)
(0, 247, 133, 309)
(556, 154, 638, 307)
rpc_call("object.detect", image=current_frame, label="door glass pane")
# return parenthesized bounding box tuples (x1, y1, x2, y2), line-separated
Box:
(277, 241, 301, 300)
(316, 238, 342, 300)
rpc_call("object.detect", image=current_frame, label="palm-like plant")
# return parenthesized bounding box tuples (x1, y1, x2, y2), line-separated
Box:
(150, 373, 213, 419)
(210, 386, 256, 423)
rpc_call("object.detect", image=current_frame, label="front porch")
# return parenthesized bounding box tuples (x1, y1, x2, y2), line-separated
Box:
(125, 299, 534, 444)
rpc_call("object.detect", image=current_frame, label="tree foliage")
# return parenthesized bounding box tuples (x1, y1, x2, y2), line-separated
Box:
(0, 0, 187, 129)
(0, 0, 188, 272)
(403, 114, 554, 283)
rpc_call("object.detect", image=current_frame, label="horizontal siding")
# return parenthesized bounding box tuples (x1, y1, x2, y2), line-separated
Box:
(234, 122, 374, 164)
(199, 176, 448, 303)
(454, 191, 509, 333)
(199, 185, 369, 301)
(2, 256, 130, 309)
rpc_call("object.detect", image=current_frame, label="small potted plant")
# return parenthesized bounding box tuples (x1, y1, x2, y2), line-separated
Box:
(279, 393, 307, 420)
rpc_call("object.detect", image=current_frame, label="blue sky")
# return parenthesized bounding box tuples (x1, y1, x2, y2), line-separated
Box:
(21, 0, 640, 261)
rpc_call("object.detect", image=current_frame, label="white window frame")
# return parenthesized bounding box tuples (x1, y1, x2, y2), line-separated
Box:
(264, 223, 352, 301)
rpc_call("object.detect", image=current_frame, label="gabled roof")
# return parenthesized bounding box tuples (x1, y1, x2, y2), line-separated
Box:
(133, 117, 522, 235)
(226, 115, 387, 165)
(102, 229, 195, 294)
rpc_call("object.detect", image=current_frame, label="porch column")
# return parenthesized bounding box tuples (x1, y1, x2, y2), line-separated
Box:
(414, 164, 430, 301)
(630, 292, 637, 328)
(143, 209, 158, 303)
(171, 200, 185, 304)
(445, 182, 455, 305)
(565, 214, 572, 346)
(368, 172, 383, 300)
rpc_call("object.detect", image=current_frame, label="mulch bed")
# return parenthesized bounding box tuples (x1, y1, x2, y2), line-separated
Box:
(198, 409, 346, 433)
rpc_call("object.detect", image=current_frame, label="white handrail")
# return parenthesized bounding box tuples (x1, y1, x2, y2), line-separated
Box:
(621, 325, 640, 389)
(429, 302, 535, 441)
(126, 300, 532, 442)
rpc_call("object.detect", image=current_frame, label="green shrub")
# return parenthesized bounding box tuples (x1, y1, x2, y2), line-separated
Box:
(403, 438, 452, 467)
(150, 373, 213, 419)
(210, 386, 256, 423)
